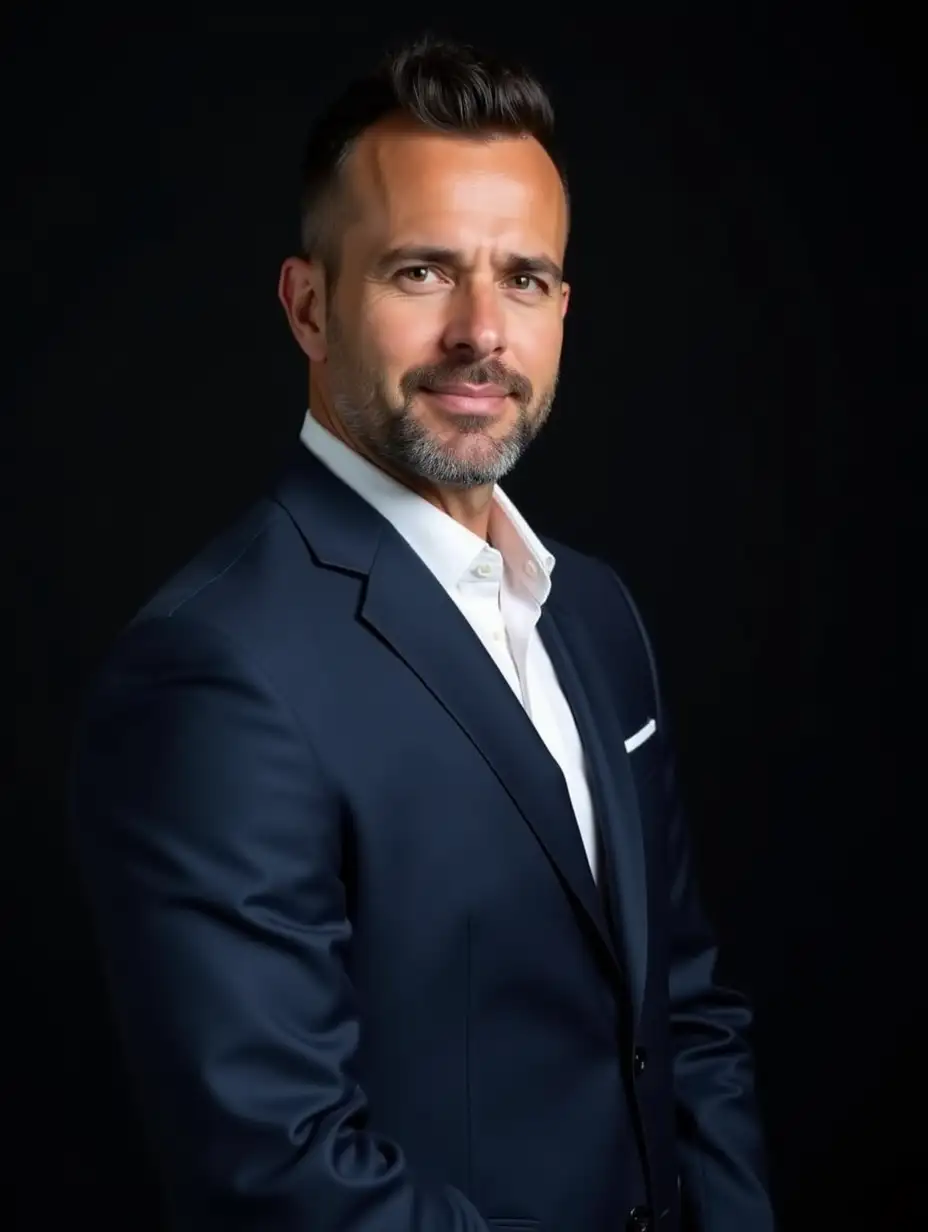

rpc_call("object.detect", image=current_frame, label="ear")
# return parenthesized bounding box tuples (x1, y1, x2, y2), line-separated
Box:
(278, 256, 328, 363)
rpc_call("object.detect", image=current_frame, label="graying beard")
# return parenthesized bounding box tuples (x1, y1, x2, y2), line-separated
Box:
(390, 417, 526, 487)
(333, 392, 528, 488)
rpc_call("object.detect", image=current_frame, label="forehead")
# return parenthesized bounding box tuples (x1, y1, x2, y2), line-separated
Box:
(341, 117, 568, 257)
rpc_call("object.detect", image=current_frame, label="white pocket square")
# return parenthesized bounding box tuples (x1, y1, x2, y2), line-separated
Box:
(624, 718, 656, 753)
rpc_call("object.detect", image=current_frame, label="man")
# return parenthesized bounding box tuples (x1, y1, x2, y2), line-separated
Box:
(71, 36, 775, 1232)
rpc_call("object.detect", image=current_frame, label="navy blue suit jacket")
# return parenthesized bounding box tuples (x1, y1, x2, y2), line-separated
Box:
(70, 445, 775, 1232)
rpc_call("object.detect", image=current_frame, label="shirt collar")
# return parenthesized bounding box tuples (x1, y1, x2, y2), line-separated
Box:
(299, 410, 555, 603)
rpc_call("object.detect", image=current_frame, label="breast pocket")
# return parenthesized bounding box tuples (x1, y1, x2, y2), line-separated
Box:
(624, 717, 656, 755)
(624, 716, 662, 783)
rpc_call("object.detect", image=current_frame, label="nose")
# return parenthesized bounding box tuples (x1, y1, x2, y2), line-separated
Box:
(440, 279, 506, 361)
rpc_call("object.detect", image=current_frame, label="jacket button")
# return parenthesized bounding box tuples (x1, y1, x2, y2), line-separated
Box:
(627, 1206, 652, 1232)
(633, 1046, 648, 1077)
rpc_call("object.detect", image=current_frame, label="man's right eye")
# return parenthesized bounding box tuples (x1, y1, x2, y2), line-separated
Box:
(396, 266, 440, 285)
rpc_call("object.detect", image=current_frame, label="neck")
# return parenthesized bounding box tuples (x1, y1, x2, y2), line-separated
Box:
(308, 376, 495, 541)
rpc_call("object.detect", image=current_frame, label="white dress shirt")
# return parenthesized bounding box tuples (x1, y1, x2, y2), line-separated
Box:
(299, 411, 599, 882)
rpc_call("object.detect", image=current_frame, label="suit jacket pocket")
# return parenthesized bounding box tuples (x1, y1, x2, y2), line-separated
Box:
(488, 1221, 539, 1231)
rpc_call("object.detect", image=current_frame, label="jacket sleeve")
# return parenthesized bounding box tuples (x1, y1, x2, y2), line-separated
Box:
(611, 572, 777, 1232)
(69, 613, 489, 1232)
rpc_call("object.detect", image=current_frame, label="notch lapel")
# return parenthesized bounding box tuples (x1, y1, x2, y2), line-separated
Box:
(274, 444, 622, 979)
(361, 531, 621, 976)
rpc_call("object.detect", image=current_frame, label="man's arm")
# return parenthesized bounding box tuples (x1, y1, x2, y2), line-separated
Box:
(69, 614, 489, 1232)
(611, 572, 776, 1231)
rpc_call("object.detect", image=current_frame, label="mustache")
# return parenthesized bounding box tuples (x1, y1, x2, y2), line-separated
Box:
(401, 360, 533, 406)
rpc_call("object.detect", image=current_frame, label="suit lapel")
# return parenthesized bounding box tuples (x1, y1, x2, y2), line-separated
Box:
(362, 530, 621, 975)
(541, 598, 650, 1026)
(273, 446, 621, 978)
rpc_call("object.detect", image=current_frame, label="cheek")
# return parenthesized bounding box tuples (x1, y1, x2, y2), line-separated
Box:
(363, 297, 443, 373)
(511, 312, 564, 381)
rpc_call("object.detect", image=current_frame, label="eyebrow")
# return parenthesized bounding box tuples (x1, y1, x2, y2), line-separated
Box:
(372, 245, 564, 285)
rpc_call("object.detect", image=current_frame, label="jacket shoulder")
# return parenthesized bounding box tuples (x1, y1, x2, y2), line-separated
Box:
(130, 497, 299, 629)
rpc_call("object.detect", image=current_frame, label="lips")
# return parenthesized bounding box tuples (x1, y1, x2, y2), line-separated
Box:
(420, 383, 510, 416)
(425, 382, 510, 398)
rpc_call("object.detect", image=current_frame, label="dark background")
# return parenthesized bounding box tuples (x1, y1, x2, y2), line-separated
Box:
(6, 9, 921, 1229)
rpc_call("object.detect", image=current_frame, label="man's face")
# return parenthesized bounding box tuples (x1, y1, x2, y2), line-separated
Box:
(316, 117, 570, 488)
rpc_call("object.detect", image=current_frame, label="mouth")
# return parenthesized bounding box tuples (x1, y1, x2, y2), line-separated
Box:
(419, 383, 511, 417)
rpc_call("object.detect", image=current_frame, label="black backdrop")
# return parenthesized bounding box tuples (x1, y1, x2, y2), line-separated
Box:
(6, 10, 921, 1230)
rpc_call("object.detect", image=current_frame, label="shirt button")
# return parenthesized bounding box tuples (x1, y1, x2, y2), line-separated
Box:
(492, 629, 505, 642)
(474, 562, 493, 578)
(524, 559, 538, 577)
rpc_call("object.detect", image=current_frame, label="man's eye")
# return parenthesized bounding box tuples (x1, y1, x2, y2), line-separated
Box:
(397, 266, 436, 283)
(508, 273, 547, 293)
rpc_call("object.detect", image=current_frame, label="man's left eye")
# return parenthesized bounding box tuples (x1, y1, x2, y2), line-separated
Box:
(508, 274, 546, 292)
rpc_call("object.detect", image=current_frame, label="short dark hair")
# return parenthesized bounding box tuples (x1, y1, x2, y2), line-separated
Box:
(298, 35, 569, 285)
